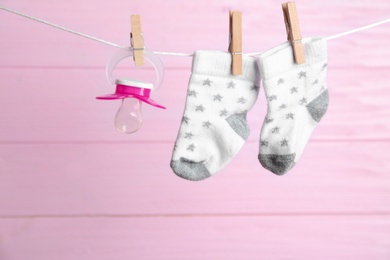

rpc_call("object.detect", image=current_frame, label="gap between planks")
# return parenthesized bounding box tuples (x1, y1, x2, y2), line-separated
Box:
(1, 139, 390, 145)
(2, 212, 390, 219)
(0, 65, 390, 70)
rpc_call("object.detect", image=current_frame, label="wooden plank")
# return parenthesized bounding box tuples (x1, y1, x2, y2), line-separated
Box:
(1, 2, 389, 260)
(0, 216, 389, 259)
(0, 67, 390, 142)
(1, 142, 390, 216)
(0, 1, 390, 68)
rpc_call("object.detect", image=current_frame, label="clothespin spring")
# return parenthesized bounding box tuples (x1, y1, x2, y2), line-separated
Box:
(228, 33, 242, 56)
(130, 32, 145, 51)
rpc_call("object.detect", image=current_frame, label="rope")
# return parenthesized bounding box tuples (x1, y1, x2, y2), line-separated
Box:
(1, 5, 390, 57)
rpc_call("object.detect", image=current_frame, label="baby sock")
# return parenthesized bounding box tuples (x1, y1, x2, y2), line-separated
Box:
(257, 37, 329, 175)
(171, 51, 259, 181)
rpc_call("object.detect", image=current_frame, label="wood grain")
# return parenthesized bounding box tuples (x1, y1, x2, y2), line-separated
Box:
(0, 67, 390, 142)
(1, 0, 390, 259)
(1, 216, 390, 260)
(0, 0, 390, 68)
(1, 142, 389, 216)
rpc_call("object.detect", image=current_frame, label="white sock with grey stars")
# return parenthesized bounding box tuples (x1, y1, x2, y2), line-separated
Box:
(171, 50, 259, 181)
(257, 37, 329, 175)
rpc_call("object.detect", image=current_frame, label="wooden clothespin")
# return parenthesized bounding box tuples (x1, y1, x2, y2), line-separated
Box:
(130, 14, 144, 66)
(282, 2, 305, 64)
(229, 11, 242, 75)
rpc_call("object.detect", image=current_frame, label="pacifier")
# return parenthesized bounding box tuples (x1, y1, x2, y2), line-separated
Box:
(96, 47, 165, 134)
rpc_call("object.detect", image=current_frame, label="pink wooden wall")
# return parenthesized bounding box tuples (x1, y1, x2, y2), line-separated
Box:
(1, 0, 390, 259)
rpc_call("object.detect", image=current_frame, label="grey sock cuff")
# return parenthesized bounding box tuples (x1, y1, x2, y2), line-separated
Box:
(192, 50, 259, 83)
(258, 37, 327, 80)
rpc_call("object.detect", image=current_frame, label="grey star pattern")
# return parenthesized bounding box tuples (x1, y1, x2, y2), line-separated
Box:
(290, 87, 298, 94)
(265, 117, 274, 124)
(182, 116, 189, 124)
(321, 63, 327, 71)
(260, 141, 268, 147)
(271, 127, 280, 134)
(278, 78, 284, 85)
(173, 144, 178, 151)
(300, 97, 308, 105)
(281, 139, 289, 147)
(184, 132, 194, 139)
(213, 94, 223, 102)
(321, 86, 326, 91)
(286, 113, 294, 120)
(269, 95, 277, 102)
(195, 105, 205, 112)
(251, 85, 260, 92)
(187, 144, 196, 151)
(298, 71, 307, 78)
(220, 109, 228, 117)
(312, 80, 319, 85)
(188, 90, 198, 98)
(203, 79, 212, 86)
(279, 104, 287, 110)
(227, 81, 236, 89)
(237, 97, 247, 104)
(203, 121, 212, 128)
